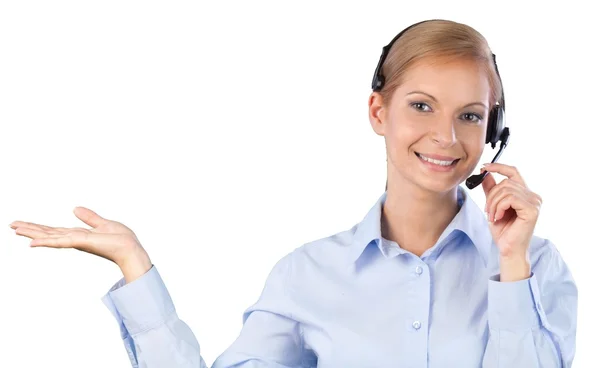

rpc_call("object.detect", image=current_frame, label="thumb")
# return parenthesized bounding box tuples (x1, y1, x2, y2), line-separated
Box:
(73, 207, 107, 229)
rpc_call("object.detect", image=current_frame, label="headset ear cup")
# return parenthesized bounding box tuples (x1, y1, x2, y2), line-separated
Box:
(486, 107, 497, 144)
(486, 106, 505, 146)
(493, 107, 505, 143)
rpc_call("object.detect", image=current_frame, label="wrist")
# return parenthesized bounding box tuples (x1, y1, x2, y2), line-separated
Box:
(499, 254, 531, 282)
(117, 248, 153, 284)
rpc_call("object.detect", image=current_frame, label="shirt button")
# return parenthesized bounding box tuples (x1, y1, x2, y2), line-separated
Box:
(415, 266, 423, 275)
(412, 321, 421, 330)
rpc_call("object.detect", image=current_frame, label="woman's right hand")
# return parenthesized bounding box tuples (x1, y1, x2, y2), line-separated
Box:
(10, 206, 152, 283)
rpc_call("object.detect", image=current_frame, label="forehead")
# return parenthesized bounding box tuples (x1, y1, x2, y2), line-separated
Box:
(398, 57, 490, 102)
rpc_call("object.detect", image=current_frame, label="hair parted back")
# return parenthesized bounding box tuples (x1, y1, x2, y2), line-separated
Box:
(377, 20, 503, 109)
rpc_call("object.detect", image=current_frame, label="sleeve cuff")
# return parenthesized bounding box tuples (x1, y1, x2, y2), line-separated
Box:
(488, 272, 542, 332)
(101, 265, 177, 336)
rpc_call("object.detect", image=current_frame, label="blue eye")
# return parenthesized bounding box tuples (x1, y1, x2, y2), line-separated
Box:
(411, 102, 432, 112)
(461, 112, 483, 123)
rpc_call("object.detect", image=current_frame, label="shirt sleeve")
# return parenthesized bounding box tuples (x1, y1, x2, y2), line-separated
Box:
(482, 239, 578, 367)
(101, 265, 207, 368)
(102, 252, 308, 368)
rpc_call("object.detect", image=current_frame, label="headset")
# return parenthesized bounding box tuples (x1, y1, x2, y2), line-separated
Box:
(373, 20, 510, 190)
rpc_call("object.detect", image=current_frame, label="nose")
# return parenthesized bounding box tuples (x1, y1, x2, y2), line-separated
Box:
(430, 118, 457, 147)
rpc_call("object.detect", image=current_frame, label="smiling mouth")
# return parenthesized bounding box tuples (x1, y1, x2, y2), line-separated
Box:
(415, 152, 460, 167)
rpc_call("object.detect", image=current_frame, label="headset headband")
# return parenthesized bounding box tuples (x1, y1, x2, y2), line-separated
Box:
(371, 20, 504, 110)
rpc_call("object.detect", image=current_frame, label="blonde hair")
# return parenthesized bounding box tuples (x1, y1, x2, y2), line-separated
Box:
(377, 20, 503, 108)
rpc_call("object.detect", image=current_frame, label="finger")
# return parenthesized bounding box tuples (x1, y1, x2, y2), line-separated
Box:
(10, 221, 55, 231)
(494, 192, 531, 222)
(31, 231, 122, 253)
(531, 193, 543, 208)
(494, 195, 515, 222)
(29, 230, 90, 248)
(73, 207, 108, 229)
(30, 236, 75, 248)
(11, 223, 71, 237)
(14, 227, 49, 240)
(14, 226, 67, 239)
(487, 186, 519, 222)
(481, 169, 497, 198)
(484, 178, 523, 212)
(482, 163, 526, 187)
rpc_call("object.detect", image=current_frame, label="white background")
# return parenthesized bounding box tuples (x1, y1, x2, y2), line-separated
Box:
(1, 1, 597, 367)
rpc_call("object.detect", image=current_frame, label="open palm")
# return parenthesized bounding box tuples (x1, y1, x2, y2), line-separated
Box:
(10, 206, 143, 266)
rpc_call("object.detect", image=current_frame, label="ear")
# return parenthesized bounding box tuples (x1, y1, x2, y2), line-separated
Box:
(368, 92, 386, 136)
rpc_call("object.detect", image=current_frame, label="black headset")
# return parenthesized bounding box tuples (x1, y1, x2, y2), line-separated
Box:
(373, 20, 510, 190)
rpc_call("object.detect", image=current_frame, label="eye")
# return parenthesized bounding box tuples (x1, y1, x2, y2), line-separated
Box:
(410, 102, 432, 112)
(460, 112, 483, 123)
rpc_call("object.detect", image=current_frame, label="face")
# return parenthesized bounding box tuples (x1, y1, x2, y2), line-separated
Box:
(368, 57, 491, 194)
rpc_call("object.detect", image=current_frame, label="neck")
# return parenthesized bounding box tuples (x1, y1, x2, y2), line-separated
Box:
(382, 180, 460, 257)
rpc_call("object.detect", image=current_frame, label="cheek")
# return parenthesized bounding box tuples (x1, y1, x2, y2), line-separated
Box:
(463, 139, 485, 155)
(458, 126, 486, 153)
(385, 121, 420, 154)
(387, 111, 426, 142)
(461, 140, 486, 170)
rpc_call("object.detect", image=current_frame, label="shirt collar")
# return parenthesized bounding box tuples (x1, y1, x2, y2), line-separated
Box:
(348, 185, 492, 267)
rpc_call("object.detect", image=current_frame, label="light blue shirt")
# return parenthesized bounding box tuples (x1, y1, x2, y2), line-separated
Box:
(102, 186, 577, 367)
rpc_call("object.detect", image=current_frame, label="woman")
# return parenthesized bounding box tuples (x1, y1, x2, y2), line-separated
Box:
(10, 19, 577, 367)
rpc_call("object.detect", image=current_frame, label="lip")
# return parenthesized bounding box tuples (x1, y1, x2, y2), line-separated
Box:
(415, 152, 459, 161)
(415, 152, 460, 172)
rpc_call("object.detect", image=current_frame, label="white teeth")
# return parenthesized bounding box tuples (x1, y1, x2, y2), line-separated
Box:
(417, 153, 455, 166)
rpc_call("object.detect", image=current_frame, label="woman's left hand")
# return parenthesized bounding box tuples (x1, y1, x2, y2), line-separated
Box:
(481, 163, 543, 263)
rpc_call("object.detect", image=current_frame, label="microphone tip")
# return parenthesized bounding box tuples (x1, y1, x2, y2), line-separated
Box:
(465, 173, 483, 190)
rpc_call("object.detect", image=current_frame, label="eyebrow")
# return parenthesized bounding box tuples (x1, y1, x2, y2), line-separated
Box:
(406, 91, 488, 110)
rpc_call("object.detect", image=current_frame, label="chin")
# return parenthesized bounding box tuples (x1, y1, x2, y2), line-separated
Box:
(413, 175, 463, 194)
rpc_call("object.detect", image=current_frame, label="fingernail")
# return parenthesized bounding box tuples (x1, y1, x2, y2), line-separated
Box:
(483, 163, 490, 167)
